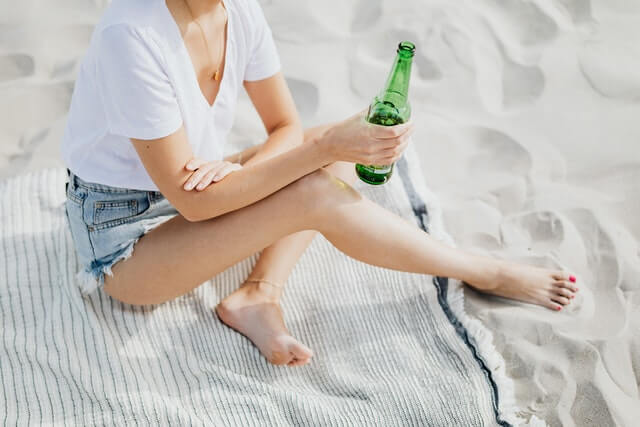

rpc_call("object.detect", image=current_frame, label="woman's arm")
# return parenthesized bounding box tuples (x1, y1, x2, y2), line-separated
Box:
(130, 74, 413, 222)
(241, 72, 303, 165)
(130, 125, 331, 222)
(130, 72, 327, 222)
(131, 114, 411, 222)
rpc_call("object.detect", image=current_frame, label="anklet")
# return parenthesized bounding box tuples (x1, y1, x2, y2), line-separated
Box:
(246, 278, 285, 289)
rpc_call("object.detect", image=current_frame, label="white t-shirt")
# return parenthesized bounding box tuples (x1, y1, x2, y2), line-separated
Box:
(60, 0, 280, 191)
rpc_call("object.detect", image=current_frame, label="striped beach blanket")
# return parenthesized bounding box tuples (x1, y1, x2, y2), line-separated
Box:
(0, 145, 534, 426)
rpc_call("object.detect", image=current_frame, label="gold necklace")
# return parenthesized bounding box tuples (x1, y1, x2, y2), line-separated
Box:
(182, 0, 227, 81)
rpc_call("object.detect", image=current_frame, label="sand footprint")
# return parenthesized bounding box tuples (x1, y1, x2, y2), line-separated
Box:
(0, 53, 35, 82)
(591, 0, 640, 14)
(500, 211, 566, 254)
(546, 0, 593, 24)
(439, 14, 546, 113)
(563, 208, 627, 326)
(452, 0, 558, 112)
(273, 0, 366, 42)
(463, 127, 532, 213)
(487, 36, 547, 112)
(473, 40, 546, 113)
(501, 56, 545, 110)
(578, 41, 640, 102)
(465, 127, 532, 176)
(473, 0, 558, 52)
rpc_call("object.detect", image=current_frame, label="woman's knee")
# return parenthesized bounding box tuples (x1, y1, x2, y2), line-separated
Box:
(292, 168, 362, 210)
(323, 161, 359, 186)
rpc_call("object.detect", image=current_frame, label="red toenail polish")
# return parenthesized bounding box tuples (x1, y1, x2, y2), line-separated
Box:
(557, 306, 562, 310)
(569, 275, 576, 283)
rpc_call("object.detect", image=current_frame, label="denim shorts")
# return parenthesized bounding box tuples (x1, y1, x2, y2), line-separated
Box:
(64, 168, 179, 296)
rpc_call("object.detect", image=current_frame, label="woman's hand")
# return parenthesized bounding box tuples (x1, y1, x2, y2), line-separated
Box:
(317, 109, 414, 165)
(183, 158, 243, 191)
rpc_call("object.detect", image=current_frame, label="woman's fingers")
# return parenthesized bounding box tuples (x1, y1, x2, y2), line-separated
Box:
(368, 119, 414, 140)
(369, 128, 413, 153)
(363, 125, 414, 164)
(185, 157, 207, 171)
(383, 139, 411, 162)
(192, 162, 242, 190)
(378, 125, 415, 149)
(195, 162, 228, 190)
(184, 161, 219, 190)
(213, 162, 242, 182)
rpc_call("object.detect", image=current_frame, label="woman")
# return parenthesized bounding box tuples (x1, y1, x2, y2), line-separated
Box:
(61, 0, 578, 367)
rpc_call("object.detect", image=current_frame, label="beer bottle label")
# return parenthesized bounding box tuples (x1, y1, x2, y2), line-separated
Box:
(364, 165, 392, 174)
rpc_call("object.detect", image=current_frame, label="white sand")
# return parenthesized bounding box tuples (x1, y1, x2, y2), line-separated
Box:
(1, 0, 638, 425)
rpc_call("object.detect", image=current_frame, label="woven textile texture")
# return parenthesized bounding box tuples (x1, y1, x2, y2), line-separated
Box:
(0, 145, 532, 426)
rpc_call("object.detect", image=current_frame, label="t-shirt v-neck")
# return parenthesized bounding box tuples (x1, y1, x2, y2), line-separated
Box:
(161, 0, 231, 111)
(60, 0, 281, 192)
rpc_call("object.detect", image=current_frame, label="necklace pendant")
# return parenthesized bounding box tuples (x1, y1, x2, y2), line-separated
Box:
(213, 70, 220, 81)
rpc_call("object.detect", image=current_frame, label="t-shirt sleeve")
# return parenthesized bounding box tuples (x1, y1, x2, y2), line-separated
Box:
(94, 24, 183, 140)
(243, 1, 281, 81)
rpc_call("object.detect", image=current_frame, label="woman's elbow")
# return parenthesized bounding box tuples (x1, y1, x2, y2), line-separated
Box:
(178, 201, 204, 222)
(175, 197, 223, 222)
(164, 192, 202, 222)
(181, 209, 201, 223)
(167, 185, 230, 222)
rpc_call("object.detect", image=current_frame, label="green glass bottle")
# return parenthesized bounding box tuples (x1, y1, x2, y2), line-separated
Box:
(356, 41, 415, 185)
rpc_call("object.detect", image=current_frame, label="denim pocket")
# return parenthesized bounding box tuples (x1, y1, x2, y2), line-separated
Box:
(66, 181, 87, 206)
(85, 191, 152, 231)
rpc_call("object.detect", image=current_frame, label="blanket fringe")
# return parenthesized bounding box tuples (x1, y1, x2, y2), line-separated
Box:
(407, 155, 548, 427)
(446, 279, 546, 426)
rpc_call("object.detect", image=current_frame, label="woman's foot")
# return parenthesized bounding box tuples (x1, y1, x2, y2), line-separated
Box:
(467, 260, 579, 311)
(215, 280, 313, 366)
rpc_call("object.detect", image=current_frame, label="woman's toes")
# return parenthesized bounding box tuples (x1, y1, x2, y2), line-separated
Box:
(551, 294, 571, 306)
(554, 283, 576, 299)
(290, 340, 313, 362)
(267, 335, 313, 366)
(552, 270, 569, 281)
(288, 357, 310, 367)
(545, 299, 564, 311)
(267, 350, 292, 365)
(555, 279, 578, 293)
(287, 358, 301, 366)
(552, 270, 578, 284)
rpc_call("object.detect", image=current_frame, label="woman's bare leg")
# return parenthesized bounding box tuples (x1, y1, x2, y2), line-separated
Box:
(224, 125, 345, 299)
(105, 143, 578, 367)
(217, 125, 356, 367)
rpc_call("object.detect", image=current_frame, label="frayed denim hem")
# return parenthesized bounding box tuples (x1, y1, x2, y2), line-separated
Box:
(74, 215, 172, 296)
(75, 236, 138, 296)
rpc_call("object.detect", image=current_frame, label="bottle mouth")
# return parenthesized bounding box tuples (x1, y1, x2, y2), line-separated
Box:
(397, 41, 416, 56)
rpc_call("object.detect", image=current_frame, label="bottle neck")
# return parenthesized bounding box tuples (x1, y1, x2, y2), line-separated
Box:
(380, 52, 413, 103)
